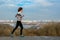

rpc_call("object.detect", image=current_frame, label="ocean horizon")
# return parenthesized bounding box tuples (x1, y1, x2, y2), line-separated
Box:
(0, 20, 60, 29)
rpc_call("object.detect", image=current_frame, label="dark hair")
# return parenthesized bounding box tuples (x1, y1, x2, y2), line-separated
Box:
(18, 7, 23, 12)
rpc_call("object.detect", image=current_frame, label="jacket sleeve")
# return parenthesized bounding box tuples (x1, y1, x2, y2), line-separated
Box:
(15, 14, 17, 17)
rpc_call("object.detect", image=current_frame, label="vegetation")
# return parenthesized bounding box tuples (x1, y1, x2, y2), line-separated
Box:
(0, 22, 60, 36)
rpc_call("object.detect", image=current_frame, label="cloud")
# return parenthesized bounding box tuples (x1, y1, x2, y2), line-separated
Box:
(0, 0, 53, 8)
(33, 0, 53, 6)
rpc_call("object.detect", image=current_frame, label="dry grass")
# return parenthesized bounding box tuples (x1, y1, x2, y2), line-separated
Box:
(0, 22, 60, 36)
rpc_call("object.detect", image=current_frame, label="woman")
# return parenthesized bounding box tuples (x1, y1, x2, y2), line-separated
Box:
(11, 7, 24, 37)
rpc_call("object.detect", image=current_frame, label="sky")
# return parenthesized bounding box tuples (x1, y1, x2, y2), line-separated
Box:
(0, 0, 60, 20)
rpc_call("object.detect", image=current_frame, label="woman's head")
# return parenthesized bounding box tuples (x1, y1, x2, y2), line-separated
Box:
(18, 7, 23, 12)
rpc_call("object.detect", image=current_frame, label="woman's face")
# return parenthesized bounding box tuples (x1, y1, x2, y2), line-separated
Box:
(19, 10, 23, 13)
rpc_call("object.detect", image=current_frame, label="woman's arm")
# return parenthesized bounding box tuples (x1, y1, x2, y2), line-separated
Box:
(22, 15, 24, 17)
(15, 14, 17, 17)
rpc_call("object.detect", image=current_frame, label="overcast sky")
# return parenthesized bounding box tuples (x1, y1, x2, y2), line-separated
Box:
(0, 0, 60, 20)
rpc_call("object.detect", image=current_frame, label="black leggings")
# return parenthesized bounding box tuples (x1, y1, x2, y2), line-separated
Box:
(11, 21, 23, 35)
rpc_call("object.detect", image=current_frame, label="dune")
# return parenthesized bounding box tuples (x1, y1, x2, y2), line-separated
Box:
(0, 22, 60, 36)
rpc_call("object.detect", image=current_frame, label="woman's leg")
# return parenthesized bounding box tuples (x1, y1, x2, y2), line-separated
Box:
(19, 21, 23, 35)
(11, 21, 19, 34)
